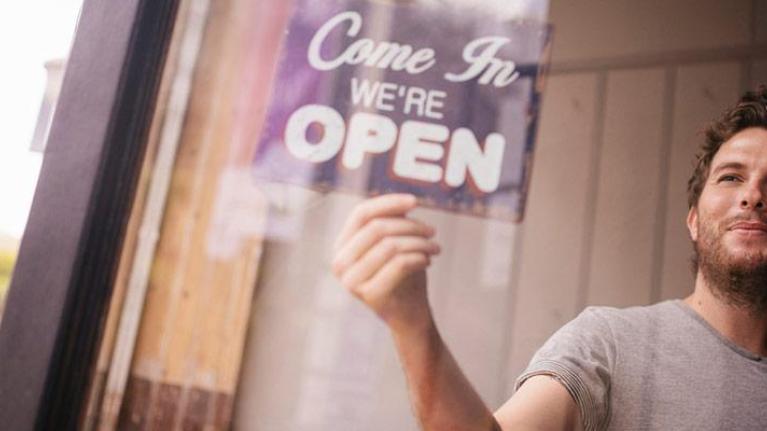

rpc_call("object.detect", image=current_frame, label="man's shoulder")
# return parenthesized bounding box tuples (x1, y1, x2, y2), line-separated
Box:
(577, 299, 685, 336)
(529, 299, 687, 364)
(582, 299, 679, 319)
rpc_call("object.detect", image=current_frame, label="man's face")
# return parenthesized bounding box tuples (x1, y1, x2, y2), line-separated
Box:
(688, 127, 767, 310)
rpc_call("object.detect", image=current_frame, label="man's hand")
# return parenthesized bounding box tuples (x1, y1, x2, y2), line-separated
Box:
(331, 194, 441, 332)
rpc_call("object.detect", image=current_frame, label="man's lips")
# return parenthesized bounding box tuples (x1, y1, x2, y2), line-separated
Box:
(728, 221, 767, 233)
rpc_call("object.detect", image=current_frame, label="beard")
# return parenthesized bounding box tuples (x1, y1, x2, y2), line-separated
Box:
(693, 219, 767, 315)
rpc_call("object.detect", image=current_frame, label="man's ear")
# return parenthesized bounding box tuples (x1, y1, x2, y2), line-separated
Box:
(687, 206, 698, 242)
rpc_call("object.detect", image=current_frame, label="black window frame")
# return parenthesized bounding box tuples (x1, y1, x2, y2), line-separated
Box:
(0, 0, 179, 429)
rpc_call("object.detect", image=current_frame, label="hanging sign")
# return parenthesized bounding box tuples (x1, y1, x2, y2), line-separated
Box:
(254, 0, 551, 221)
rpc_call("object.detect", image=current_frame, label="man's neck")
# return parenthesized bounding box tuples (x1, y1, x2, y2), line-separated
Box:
(685, 272, 767, 357)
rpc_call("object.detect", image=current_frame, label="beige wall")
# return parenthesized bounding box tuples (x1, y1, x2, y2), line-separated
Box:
(234, 1, 766, 429)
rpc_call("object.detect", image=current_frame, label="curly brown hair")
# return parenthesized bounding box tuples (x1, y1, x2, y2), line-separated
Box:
(687, 85, 767, 209)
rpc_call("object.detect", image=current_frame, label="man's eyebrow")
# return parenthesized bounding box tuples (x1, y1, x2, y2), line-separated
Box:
(710, 161, 747, 176)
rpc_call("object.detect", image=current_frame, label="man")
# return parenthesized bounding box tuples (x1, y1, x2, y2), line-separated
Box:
(331, 86, 767, 430)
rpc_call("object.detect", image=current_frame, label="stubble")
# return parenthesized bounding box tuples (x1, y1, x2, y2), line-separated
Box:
(694, 219, 767, 315)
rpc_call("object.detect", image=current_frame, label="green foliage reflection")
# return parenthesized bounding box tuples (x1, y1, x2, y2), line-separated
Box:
(0, 250, 15, 302)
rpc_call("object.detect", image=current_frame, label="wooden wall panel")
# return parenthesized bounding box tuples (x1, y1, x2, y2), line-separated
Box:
(548, 0, 751, 64)
(757, 0, 767, 45)
(436, 218, 518, 407)
(659, 63, 742, 301)
(504, 73, 599, 389)
(370, 336, 418, 431)
(752, 60, 767, 88)
(233, 192, 364, 430)
(586, 68, 665, 307)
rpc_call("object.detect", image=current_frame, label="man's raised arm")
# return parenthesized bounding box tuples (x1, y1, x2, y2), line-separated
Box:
(331, 194, 582, 431)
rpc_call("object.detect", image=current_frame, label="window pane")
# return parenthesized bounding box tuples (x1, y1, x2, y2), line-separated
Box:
(84, 0, 766, 430)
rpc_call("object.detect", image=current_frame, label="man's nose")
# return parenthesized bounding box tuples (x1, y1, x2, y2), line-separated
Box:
(740, 183, 765, 210)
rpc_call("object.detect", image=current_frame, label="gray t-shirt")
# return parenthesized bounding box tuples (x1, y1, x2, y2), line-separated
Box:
(515, 300, 767, 431)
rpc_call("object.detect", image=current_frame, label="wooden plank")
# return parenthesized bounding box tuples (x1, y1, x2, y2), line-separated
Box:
(504, 73, 599, 390)
(659, 63, 742, 301)
(112, 0, 291, 429)
(586, 68, 665, 307)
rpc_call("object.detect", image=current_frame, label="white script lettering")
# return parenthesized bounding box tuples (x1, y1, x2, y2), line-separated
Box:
(308, 11, 436, 74)
(444, 36, 520, 87)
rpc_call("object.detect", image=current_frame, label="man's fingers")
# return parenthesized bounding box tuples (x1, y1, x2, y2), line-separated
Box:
(332, 217, 435, 276)
(331, 195, 435, 326)
(339, 236, 440, 289)
(352, 252, 430, 301)
(335, 194, 418, 250)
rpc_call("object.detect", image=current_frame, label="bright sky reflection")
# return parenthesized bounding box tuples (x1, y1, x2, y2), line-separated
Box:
(0, 0, 82, 239)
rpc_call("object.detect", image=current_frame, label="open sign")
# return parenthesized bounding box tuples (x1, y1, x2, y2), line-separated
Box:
(285, 106, 505, 194)
(254, 0, 551, 221)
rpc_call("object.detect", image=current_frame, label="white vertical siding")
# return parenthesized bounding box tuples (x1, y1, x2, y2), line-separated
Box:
(756, 0, 767, 44)
(752, 60, 767, 88)
(586, 68, 665, 307)
(505, 73, 600, 389)
(548, 0, 752, 63)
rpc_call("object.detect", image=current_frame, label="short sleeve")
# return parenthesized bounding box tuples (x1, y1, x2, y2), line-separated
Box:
(514, 307, 615, 431)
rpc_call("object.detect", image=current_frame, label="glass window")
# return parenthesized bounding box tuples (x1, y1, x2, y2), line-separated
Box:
(0, 0, 82, 319)
(76, 0, 767, 429)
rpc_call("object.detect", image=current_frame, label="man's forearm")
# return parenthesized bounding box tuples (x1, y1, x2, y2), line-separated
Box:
(391, 317, 501, 431)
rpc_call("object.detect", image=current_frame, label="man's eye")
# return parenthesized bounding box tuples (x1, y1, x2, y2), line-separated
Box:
(718, 175, 740, 182)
